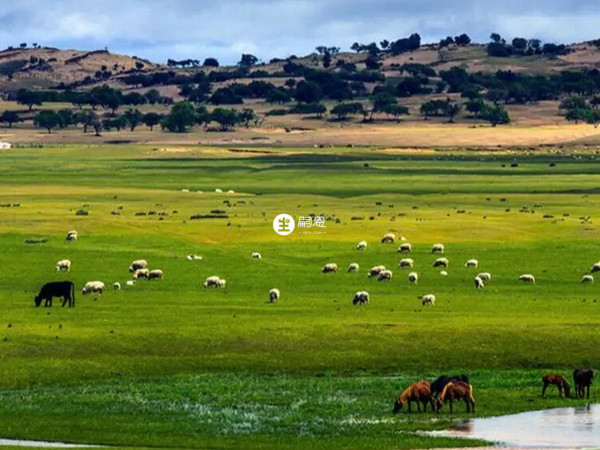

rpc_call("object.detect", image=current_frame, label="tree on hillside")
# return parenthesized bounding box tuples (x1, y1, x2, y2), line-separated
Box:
(16, 89, 42, 111)
(294, 80, 323, 104)
(210, 108, 240, 131)
(383, 104, 409, 121)
(142, 112, 162, 131)
(33, 110, 60, 133)
(56, 109, 74, 128)
(454, 33, 471, 45)
(123, 108, 143, 131)
(162, 101, 196, 132)
(330, 102, 364, 120)
(238, 54, 258, 67)
(239, 108, 257, 128)
(585, 109, 600, 128)
(203, 57, 219, 67)
(480, 104, 510, 126)
(369, 92, 397, 120)
(0, 110, 21, 128)
(144, 89, 162, 105)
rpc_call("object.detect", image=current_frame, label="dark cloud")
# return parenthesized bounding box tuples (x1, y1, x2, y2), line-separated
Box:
(0, 0, 597, 63)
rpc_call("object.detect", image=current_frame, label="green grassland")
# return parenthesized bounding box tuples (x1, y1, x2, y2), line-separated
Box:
(0, 145, 599, 448)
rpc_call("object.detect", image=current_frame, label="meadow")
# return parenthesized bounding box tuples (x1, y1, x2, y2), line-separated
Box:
(0, 144, 599, 448)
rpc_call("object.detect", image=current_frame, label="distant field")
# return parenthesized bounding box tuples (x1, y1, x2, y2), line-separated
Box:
(0, 145, 598, 448)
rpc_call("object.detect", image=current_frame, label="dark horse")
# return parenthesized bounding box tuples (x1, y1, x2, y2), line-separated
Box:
(541, 373, 570, 398)
(573, 369, 594, 399)
(431, 374, 469, 398)
(34, 281, 75, 307)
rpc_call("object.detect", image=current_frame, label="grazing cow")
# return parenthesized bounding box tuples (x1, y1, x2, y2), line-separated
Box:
(398, 243, 412, 253)
(431, 243, 445, 254)
(581, 275, 594, 284)
(436, 381, 475, 413)
(148, 269, 163, 280)
(126, 280, 136, 286)
(420, 294, 435, 306)
(34, 281, 75, 307)
(519, 274, 535, 284)
(82, 281, 105, 295)
(477, 272, 491, 281)
(474, 276, 484, 289)
(591, 262, 600, 273)
(129, 259, 148, 273)
(381, 233, 395, 244)
(430, 375, 470, 398)
(347, 263, 359, 273)
(203, 276, 222, 288)
(377, 269, 393, 281)
(399, 258, 414, 268)
(133, 268, 150, 279)
(66, 230, 78, 241)
(542, 373, 571, 398)
(408, 272, 418, 284)
(252, 252, 262, 259)
(573, 369, 594, 399)
(352, 291, 369, 305)
(356, 241, 367, 250)
(269, 288, 280, 303)
(393, 381, 434, 413)
(322, 263, 338, 273)
(465, 259, 478, 268)
(56, 259, 71, 272)
(113, 282, 121, 290)
(433, 258, 449, 268)
(368, 265, 386, 278)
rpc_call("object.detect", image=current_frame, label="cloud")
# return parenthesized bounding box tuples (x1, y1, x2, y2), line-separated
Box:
(0, 0, 597, 63)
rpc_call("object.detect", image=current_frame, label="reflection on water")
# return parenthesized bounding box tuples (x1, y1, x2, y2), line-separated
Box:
(434, 404, 600, 448)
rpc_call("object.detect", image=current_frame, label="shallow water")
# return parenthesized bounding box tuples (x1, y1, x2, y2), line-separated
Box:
(432, 404, 600, 448)
(0, 438, 99, 447)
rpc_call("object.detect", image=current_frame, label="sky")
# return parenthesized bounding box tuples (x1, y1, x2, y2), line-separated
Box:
(0, 0, 599, 64)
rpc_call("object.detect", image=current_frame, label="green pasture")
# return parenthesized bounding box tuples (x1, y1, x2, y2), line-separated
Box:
(0, 145, 598, 448)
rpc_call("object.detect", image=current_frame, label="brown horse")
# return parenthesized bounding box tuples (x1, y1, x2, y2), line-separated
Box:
(541, 373, 571, 398)
(393, 380, 434, 413)
(436, 381, 475, 413)
(573, 369, 594, 399)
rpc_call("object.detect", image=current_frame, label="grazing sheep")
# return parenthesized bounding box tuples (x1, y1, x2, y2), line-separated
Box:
(381, 233, 395, 244)
(398, 243, 412, 253)
(133, 268, 150, 279)
(474, 276, 484, 289)
(420, 294, 435, 306)
(148, 269, 163, 280)
(519, 274, 535, 284)
(113, 282, 121, 290)
(187, 254, 203, 261)
(352, 290, 370, 305)
(591, 262, 600, 273)
(399, 258, 414, 268)
(347, 263, 359, 273)
(56, 259, 71, 272)
(126, 280, 136, 286)
(322, 263, 339, 273)
(377, 269, 393, 281)
(356, 240, 368, 250)
(215, 188, 223, 193)
(431, 243, 445, 254)
(82, 281, 104, 295)
(477, 272, 491, 281)
(399, 236, 407, 241)
(181, 189, 190, 193)
(368, 265, 386, 278)
(433, 258, 449, 268)
(227, 190, 235, 194)
(465, 259, 478, 268)
(440, 270, 448, 276)
(129, 259, 148, 272)
(66, 230, 78, 241)
(408, 272, 418, 284)
(217, 278, 227, 288)
(203, 276, 222, 288)
(581, 274, 594, 284)
(252, 252, 262, 259)
(269, 288, 280, 303)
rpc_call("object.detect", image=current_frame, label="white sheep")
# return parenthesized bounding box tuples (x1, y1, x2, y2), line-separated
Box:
(322, 263, 338, 273)
(133, 268, 150, 279)
(477, 272, 492, 281)
(591, 262, 600, 273)
(82, 281, 104, 295)
(398, 258, 414, 268)
(217, 278, 227, 288)
(408, 272, 418, 284)
(56, 259, 71, 272)
(113, 282, 121, 290)
(519, 274, 535, 284)
(433, 257, 449, 268)
(368, 265, 387, 278)
(581, 274, 594, 284)
(129, 259, 148, 272)
(148, 269, 163, 280)
(252, 252, 262, 259)
(352, 291, 370, 305)
(398, 243, 412, 253)
(347, 263, 359, 273)
(474, 276, 484, 289)
(269, 288, 280, 303)
(440, 270, 448, 276)
(126, 280, 136, 286)
(420, 294, 435, 306)
(431, 243, 445, 254)
(66, 230, 78, 241)
(203, 276, 222, 288)
(465, 259, 479, 268)
(381, 233, 395, 244)
(215, 188, 223, 193)
(356, 240, 368, 250)
(377, 269, 393, 281)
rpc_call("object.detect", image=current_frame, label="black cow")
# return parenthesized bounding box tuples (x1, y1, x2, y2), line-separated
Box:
(431, 374, 470, 397)
(573, 369, 594, 399)
(34, 281, 75, 308)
